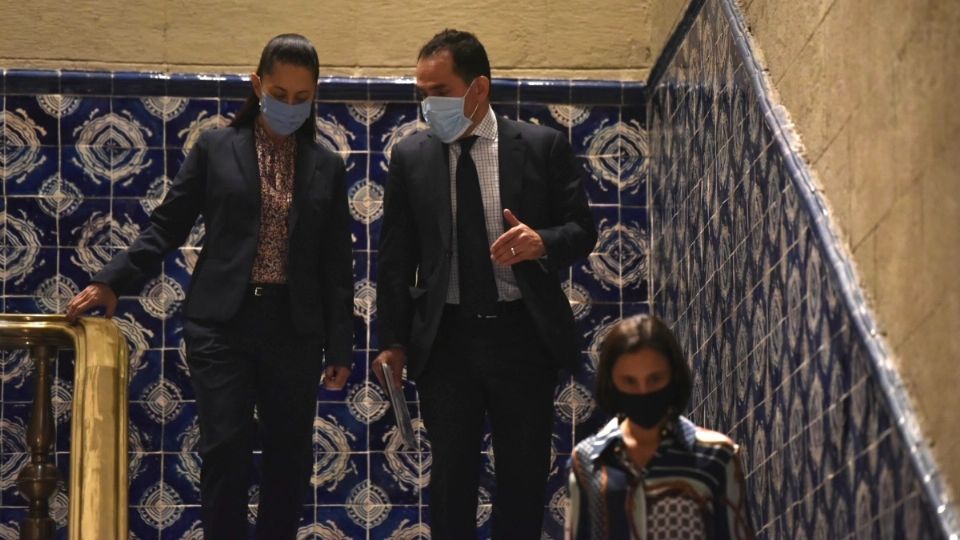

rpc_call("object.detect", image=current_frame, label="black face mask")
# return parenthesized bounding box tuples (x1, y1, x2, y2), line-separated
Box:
(615, 385, 674, 429)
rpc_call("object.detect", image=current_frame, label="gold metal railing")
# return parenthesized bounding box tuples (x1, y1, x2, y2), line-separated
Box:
(0, 315, 128, 540)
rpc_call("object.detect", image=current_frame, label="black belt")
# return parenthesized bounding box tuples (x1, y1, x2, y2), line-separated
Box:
(247, 283, 288, 297)
(444, 300, 525, 320)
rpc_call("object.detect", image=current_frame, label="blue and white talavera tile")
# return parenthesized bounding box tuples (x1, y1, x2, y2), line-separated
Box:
(0, 68, 650, 537)
(647, 0, 956, 537)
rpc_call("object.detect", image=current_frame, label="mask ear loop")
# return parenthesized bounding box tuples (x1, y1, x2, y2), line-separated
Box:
(464, 78, 482, 121)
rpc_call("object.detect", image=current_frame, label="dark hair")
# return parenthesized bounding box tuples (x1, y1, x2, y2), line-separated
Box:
(595, 315, 693, 420)
(418, 29, 492, 84)
(231, 33, 319, 139)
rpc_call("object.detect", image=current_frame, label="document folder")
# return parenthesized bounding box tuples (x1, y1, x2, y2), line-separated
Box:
(380, 362, 418, 450)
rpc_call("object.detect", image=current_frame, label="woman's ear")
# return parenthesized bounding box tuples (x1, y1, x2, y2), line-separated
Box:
(250, 72, 262, 99)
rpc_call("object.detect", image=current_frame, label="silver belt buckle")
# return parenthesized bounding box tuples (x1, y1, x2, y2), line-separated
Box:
(253, 286, 264, 297)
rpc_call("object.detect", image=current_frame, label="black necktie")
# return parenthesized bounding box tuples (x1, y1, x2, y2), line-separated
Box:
(455, 136, 498, 316)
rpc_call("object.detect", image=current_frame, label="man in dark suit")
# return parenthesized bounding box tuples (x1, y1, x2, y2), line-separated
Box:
(373, 29, 597, 539)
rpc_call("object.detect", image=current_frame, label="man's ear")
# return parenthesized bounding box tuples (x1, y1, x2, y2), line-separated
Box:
(476, 75, 491, 101)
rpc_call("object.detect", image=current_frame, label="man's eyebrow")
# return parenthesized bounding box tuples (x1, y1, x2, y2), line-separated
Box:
(416, 82, 446, 92)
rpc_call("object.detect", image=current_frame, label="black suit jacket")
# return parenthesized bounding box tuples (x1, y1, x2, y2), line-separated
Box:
(377, 116, 597, 379)
(94, 125, 354, 367)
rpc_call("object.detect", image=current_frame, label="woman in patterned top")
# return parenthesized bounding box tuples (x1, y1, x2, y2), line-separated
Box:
(65, 34, 354, 540)
(566, 315, 754, 539)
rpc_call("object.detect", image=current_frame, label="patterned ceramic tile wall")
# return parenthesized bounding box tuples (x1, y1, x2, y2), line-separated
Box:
(647, 0, 956, 538)
(0, 69, 648, 539)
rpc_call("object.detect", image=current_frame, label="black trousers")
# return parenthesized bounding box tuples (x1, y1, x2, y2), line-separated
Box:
(417, 302, 559, 540)
(182, 285, 323, 540)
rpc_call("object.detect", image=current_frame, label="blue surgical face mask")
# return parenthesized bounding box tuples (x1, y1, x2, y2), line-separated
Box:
(259, 92, 311, 136)
(421, 80, 482, 143)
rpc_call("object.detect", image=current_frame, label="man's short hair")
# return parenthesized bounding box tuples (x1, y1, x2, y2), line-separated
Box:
(418, 29, 492, 83)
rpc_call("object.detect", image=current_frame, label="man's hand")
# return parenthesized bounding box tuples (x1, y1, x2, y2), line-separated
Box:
(372, 347, 407, 389)
(490, 209, 546, 266)
(65, 283, 118, 323)
(322, 365, 351, 390)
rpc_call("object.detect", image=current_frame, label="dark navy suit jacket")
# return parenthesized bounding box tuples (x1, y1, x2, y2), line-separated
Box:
(376, 116, 597, 378)
(94, 125, 354, 366)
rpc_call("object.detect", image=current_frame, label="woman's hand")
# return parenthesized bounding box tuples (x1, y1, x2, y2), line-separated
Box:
(322, 365, 351, 390)
(65, 283, 118, 323)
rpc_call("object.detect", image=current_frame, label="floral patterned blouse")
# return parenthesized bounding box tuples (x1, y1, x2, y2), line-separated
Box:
(250, 120, 296, 284)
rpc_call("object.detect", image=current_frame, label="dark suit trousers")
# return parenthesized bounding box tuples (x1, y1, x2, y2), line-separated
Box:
(417, 302, 559, 540)
(182, 286, 323, 540)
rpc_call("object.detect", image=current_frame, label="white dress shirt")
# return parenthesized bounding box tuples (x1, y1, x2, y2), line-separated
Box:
(445, 106, 522, 303)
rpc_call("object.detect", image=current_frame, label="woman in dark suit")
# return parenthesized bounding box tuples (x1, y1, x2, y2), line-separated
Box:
(65, 34, 353, 540)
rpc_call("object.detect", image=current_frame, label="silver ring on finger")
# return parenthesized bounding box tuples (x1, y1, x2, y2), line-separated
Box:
(510, 246, 517, 256)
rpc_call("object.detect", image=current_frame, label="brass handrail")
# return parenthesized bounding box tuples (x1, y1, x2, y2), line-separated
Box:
(0, 315, 129, 540)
